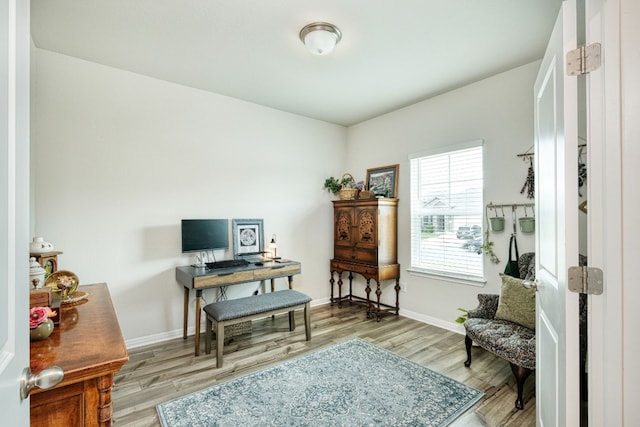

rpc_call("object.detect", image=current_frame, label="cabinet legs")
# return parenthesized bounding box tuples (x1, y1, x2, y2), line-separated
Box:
(394, 278, 400, 314)
(329, 272, 335, 305)
(329, 264, 400, 320)
(365, 278, 372, 318)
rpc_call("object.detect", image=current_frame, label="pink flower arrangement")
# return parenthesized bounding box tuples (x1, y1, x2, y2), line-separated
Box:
(29, 306, 56, 329)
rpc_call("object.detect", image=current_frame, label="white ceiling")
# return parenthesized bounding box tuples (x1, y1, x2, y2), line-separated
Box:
(30, 0, 562, 127)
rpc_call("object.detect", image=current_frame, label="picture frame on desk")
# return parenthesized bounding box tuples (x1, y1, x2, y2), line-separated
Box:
(232, 218, 264, 258)
(366, 164, 399, 198)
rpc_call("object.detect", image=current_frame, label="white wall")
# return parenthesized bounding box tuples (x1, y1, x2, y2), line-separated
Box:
(346, 61, 539, 329)
(31, 49, 347, 344)
(31, 48, 541, 344)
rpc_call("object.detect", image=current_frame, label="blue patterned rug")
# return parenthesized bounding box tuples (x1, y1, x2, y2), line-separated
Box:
(157, 338, 483, 427)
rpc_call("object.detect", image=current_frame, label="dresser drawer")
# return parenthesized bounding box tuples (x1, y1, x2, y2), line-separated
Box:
(194, 270, 254, 288)
(253, 264, 301, 279)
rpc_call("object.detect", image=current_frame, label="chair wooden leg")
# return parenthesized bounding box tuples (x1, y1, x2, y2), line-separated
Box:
(464, 335, 473, 367)
(510, 363, 533, 410)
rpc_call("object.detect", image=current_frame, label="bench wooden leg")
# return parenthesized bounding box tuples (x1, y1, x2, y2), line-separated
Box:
(304, 302, 311, 341)
(205, 316, 213, 354)
(289, 311, 296, 331)
(464, 335, 472, 367)
(216, 321, 225, 368)
(510, 363, 533, 410)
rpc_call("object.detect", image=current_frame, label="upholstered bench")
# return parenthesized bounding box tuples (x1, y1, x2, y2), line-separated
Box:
(464, 293, 535, 410)
(203, 289, 312, 368)
(463, 252, 536, 410)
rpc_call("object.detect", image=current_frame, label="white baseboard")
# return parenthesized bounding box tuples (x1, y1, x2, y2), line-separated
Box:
(125, 298, 464, 349)
(398, 307, 466, 335)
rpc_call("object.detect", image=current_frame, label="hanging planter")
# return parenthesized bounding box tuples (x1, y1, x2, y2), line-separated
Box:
(519, 217, 535, 233)
(489, 217, 504, 231)
(519, 206, 535, 233)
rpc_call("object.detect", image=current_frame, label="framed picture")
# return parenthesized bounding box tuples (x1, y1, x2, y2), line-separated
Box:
(232, 218, 264, 257)
(366, 164, 399, 198)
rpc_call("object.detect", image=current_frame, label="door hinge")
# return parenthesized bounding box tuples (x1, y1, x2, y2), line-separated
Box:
(566, 43, 602, 76)
(568, 266, 603, 295)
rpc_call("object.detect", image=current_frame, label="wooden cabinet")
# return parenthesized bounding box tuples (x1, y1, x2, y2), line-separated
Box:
(330, 198, 400, 320)
(30, 283, 128, 427)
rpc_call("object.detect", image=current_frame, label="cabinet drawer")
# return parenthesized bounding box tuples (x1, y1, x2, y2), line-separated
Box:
(254, 264, 301, 279)
(194, 270, 254, 288)
(330, 260, 375, 276)
(354, 248, 378, 264)
(334, 246, 354, 261)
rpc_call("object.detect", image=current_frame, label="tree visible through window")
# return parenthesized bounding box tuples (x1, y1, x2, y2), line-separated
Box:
(409, 142, 484, 281)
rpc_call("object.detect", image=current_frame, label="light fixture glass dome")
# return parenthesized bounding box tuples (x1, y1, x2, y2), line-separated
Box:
(299, 22, 342, 56)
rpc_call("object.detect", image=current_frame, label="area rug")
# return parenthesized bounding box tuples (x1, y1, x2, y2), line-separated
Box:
(157, 338, 483, 427)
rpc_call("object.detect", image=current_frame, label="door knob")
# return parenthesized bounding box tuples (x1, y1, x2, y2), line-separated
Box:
(523, 280, 539, 291)
(20, 366, 64, 399)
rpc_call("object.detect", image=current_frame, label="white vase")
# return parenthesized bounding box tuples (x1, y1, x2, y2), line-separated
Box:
(30, 236, 54, 253)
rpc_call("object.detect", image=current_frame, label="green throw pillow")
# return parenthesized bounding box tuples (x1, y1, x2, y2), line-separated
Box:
(495, 273, 536, 330)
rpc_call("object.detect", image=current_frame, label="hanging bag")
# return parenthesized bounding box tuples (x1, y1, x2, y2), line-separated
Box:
(504, 234, 520, 278)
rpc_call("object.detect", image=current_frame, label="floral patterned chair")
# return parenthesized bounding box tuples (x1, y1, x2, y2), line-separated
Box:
(463, 252, 536, 410)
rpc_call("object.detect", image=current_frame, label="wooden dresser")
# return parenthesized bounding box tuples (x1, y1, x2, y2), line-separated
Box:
(329, 198, 400, 320)
(30, 283, 129, 427)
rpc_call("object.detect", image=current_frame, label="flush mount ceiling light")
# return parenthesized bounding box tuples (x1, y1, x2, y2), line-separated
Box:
(299, 22, 342, 55)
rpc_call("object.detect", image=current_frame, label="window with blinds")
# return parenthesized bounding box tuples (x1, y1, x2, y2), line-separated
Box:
(409, 141, 484, 282)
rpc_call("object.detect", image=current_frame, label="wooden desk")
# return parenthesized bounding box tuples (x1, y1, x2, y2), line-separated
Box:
(30, 283, 129, 427)
(175, 260, 302, 356)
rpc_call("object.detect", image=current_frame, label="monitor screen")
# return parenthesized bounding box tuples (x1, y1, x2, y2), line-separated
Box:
(181, 219, 229, 253)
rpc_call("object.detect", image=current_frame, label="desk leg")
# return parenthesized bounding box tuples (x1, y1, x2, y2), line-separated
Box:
(287, 275, 294, 290)
(337, 272, 344, 307)
(195, 289, 203, 356)
(183, 287, 189, 339)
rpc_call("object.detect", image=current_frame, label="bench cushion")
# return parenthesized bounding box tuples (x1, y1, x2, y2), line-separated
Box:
(203, 289, 311, 322)
(465, 317, 536, 369)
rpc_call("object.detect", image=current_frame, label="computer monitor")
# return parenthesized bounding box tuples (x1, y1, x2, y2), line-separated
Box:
(181, 219, 229, 253)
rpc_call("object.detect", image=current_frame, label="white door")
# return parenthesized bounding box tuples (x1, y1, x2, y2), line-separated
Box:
(534, 0, 581, 425)
(584, 0, 629, 424)
(0, 1, 30, 424)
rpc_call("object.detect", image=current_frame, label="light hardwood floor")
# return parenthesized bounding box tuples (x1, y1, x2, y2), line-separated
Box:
(112, 303, 535, 426)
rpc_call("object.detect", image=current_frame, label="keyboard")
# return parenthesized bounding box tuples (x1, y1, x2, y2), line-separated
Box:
(205, 259, 250, 270)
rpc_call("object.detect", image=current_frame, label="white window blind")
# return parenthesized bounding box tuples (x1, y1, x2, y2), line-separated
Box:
(409, 142, 484, 281)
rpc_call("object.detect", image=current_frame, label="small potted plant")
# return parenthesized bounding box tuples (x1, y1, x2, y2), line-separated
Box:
(323, 176, 343, 194)
(29, 306, 57, 341)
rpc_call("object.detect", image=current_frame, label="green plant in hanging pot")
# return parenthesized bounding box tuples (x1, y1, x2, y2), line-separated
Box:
(455, 308, 469, 324)
(481, 230, 500, 264)
(323, 176, 342, 194)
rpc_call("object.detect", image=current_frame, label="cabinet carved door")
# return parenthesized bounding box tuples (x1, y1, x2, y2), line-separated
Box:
(353, 206, 378, 264)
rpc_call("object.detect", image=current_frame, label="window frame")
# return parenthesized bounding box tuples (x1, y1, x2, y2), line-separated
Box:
(408, 140, 485, 285)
